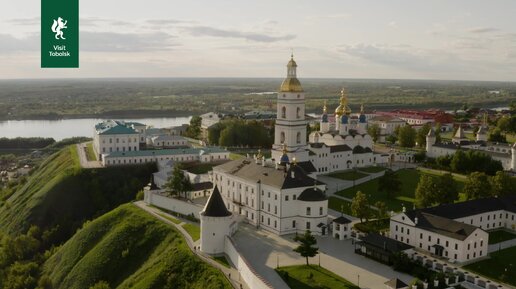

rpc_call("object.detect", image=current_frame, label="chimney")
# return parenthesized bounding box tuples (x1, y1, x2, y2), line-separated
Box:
(291, 170, 295, 179)
(415, 217, 418, 225)
(262, 156, 266, 167)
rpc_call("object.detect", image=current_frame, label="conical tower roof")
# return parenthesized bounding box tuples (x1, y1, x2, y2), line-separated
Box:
(202, 186, 231, 217)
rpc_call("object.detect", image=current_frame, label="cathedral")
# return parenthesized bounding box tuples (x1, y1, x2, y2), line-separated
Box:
(270, 55, 388, 174)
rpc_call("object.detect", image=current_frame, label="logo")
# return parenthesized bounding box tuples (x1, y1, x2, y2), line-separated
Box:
(51, 17, 68, 40)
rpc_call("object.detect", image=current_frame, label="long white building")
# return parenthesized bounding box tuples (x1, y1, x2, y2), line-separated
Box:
(390, 196, 516, 263)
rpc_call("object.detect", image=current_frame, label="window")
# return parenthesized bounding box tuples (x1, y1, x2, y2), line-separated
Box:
(285, 196, 289, 201)
(274, 206, 277, 214)
(306, 207, 311, 216)
(292, 220, 296, 228)
(319, 207, 323, 215)
(280, 132, 285, 144)
(296, 132, 301, 144)
(281, 106, 286, 118)
(446, 241, 449, 247)
(428, 236, 431, 242)
(454, 254, 457, 260)
(306, 222, 310, 229)
(420, 233, 423, 239)
(455, 244, 458, 250)
(296, 107, 301, 119)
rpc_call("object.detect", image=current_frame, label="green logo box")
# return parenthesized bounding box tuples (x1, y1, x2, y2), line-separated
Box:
(41, 0, 79, 68)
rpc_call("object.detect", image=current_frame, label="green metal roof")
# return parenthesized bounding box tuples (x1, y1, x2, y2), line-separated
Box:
(95, 120, 139, 135)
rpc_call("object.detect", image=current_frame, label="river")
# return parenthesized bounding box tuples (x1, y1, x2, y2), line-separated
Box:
(0, 117, 192, 141)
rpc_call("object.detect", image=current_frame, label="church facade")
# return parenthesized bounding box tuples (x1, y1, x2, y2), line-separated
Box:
(270, 55, 389, 174)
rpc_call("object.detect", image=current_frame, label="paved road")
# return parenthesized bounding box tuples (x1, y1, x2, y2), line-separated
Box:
(134, 201, 249, 289)
(76, 142, 102, 168)
(233, 224, 414, 289)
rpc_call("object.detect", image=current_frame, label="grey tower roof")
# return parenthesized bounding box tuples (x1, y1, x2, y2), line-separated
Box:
(202, 186, 231, 217)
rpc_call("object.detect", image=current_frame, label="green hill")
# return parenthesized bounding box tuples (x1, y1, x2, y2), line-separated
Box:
(0, 146, 155, 244)
(44, 203, 230, 289)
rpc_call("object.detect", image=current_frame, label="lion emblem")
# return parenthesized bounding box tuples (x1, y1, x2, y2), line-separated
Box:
(51, 17, 68, 40)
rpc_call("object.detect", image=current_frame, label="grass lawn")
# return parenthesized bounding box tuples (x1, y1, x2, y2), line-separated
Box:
(335, 169, 466, 212)
(328, 197, 354, 215)
(213, 256, 231, 268)
(358, 166, 386, 173)
(85, 142, 97, 161)
(276, 265, 359, 289)
(182, 223, 200, 241)
(183, 162, 216, 174)
(488, 230, 516, 245)
(328, 170, 368, 181)
(463, 246, 516, 287)
(157, 212, 182, 224)
(354, 218, 390, 233)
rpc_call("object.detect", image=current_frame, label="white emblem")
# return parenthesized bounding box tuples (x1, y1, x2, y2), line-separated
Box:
(51, 17, 68, 40)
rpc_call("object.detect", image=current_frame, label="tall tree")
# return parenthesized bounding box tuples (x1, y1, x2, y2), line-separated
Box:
(416, 123, 431, 147)
(491, 171, 516, 196)
(378, 169, 401, 198)
(164, 164, 191, 198)
(367, 124, 381, 143)
(462, 172, 492, 200)
(185, 116, 202, 139)
(374, 201, 388, 219)
(398, 125, 417, 148)
(351, 191, 370, 222)
(293, 230, 318, 265)
(415, 175, 436, 208)
(434, 173, 458, 204)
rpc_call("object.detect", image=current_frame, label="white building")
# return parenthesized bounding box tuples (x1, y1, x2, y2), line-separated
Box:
(390, 196, 516, 263)
(200, 112, 221, 140)
(426, 128, 516, 171)
(269, 55, 389, 174)
(93, 120, 142, 160)
(147, 135, 189, 149)
(103, 147, 230, 167)
(332, 216, 352, 240)
(368, 115, 407, 142)
(200, 186, 238, 255)
(213, 156, 329, 236)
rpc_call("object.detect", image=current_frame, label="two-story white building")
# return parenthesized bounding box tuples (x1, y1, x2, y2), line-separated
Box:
(390, 196, 516, 263)
(212, 156, 329, 236)
(93, 120, 142, 160)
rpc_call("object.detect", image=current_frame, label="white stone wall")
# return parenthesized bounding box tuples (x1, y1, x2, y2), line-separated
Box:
(103, 151, 229, 167)
(224, 236, 274, 289)
(144, 190, 203, 219)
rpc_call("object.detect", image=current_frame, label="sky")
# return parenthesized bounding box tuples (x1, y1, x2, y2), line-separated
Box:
(1, 0, 516, 81)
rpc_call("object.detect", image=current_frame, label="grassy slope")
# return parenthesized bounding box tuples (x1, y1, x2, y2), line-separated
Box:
(0, 146, 155, 243)
(44, 204, 231, 289)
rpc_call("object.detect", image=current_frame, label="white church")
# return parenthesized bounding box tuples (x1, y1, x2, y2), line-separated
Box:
(210, 55, 389, 236)
(270, 55, 389, 174)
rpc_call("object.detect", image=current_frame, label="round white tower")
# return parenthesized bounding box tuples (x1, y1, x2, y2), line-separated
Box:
(200, 186, 235, 255)
(426, 128, 436, 155)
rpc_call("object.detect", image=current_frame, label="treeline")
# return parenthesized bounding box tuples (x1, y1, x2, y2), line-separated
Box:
(0, 137, 55, 149)
(416, 171, 516, 208)
(208, 119, 273, 147)
(427, 149, 503, 175)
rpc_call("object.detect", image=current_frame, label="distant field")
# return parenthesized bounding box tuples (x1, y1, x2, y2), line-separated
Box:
(0, 78, 513, 120)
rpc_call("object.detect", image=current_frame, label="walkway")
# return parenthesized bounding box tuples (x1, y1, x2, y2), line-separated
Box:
(133, 201, 249, 289)
(233, 224, 414, 289)
(76, 142, 102, 168)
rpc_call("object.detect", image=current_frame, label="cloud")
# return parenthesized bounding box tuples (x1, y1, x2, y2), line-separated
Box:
(182, 26, 295, 42)
(468, 27, 499, 33)
(80, 31, 177, 51)
(146, 19, 193, 25)
(0, 31, 177, 53)
(6, 17, 39, 25)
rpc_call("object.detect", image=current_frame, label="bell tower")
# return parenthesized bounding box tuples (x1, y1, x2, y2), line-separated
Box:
(271, 54, 309, 162)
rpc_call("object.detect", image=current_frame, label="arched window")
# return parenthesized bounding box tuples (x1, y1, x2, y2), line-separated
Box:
(280, 132, 285, 143)
(296, 107, 301, 119)
(296, 132, 301, 144)
(282, 106, 286, 118)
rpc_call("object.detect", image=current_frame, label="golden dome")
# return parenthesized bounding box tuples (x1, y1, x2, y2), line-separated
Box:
(334, 88, 351, 116)
(280, 77, 304, 92)
(287, 58, 297, 67)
